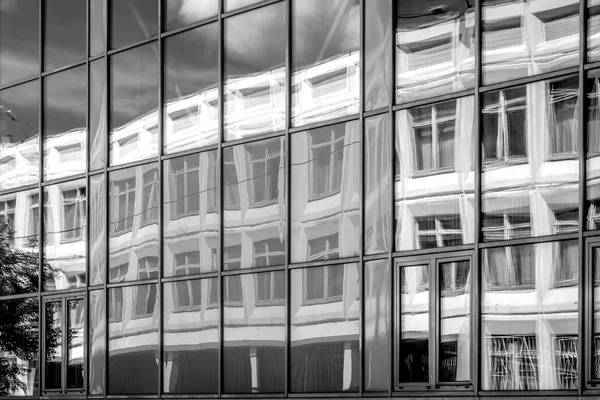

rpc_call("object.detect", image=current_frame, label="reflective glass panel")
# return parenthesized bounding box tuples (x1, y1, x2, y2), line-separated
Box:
(45, 301, 62, 390)
(43, 0, 86, 71)
(481, 240, 579, 390)
(90, 59, 107, 171)
(164, 24, 218, 154)
(43, 65, 87, 180)
(365, 114, 391, 255)
(0, 80, 40, 190)
(395, 0, 474, 104)
(43, 179, 87, 291)
(163, 278, 219, 393)
(89, 290, 106, 395)
(395, 96, 475, 251)
(223, 137, 286, 270)
(224, 0, 262, 12)
(224, 3, 286, 141)
(66, 298, 84, 389)
(110, 43, 159, 166)
(291, 121, 360, 263)
(109, 164, 159, 283)
(0, 0, 39, 86)
(399, 264, 429, 383)
(90, 174, 106, 285)
(110, 0, 158, 49)
(291, 263, 360, 392)
(482, 78, 579, 240)
(291, 0, 360, 127)
(587, 70, 600, 230)
(163, 152, 218, 276)
(223, 271, 285, 393)
(90, 0, 105, 56)
(482, 0, 579, 86)
(0, 297, 39, 396)
(108, 284, 159, 394)
(365, 0, 391, 111)
(593, 247, 600, 379)
(439, 260, 471, 382)
(164, 0, 217, 32)
(0, 188, 40, 296)
(364, 259, 390, 392)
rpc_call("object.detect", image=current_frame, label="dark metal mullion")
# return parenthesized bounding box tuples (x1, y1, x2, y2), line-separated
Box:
(104, 0, 110, 395)
(38, 1, 46, 395)
(217, 0, 224, 394)
(358, 0, 365, 394)
(580, 0, 588, 393)
(284, 0, 292, 394)
(157, 0, 164, 395)
(429, 257, 436, 388)
(84, 0, 91, 395)
(389, 0, 396, 395)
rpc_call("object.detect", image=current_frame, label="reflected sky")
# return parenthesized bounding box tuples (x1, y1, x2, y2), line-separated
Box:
(164, 0, 217, 32)
(44, 0, 86, 71)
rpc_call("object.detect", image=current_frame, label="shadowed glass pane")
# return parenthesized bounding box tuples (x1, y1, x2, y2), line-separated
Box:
(90, 59, 107, 171)
(44, 0, 86, 71)
(89, 290, 106, 395)
(164, 0, 217, 32)
(90, 0, 105, 56)
(45, 301, 62, 390)
(110, 0, 158, 49)
(90, 174, 106, 285)
(365, 0, 391, 111)
(66, 299, 84, 389)
(0, 0, 39, 85)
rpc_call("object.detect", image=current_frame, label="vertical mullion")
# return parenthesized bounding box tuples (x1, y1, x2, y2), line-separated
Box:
(84, 0, 91, 394)
(429, 257, 436, 387)
(61, 297, 67, 393)
(389, 0, 396, 394)
(217, 0, 224, 395)
(284, 0, 292, 395)
(103, 0, 110, 395)
(358, 0, 365, 395)
(38, 0, 45, 394)
(157, 0, 164, 396)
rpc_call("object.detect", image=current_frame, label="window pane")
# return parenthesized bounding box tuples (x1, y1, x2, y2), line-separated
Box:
(43, 179, 87, 291)
(223, 271, 285, 393)
(364, 259, 390, 391)
(224, 3, 286, 141)
(89, 174, 106, 285)
(110, 0, 158, 49)
(224, 137, 286, 269)
(43, 0, 86, 71)
(395, 0, 474, 104)
(45, 301, 62, 390)
(89, 290, 105, 395)
(90, 59, 107, 171)
(90, 0, 105, 56)
(43, 65, 87, 180)
(291, 264, 360, 392)
(164, 151, 218, 276)
(483, 0, 579, 85)
(110, 43, 159, 166)
(291, 121, 360, 262)
(66, 299, 84, 389)
(481, 240, 579, 390)
(224, 0, 262, 12)
(164, 0, 217, 32)
(164, 23, 218, 153)
(0, 0, 39, 85)
(108, 284, 159, 394)
(0, 80, 40, 190)
(164, 278, 218, 393)
(365, 0, 391, 111)
(292, 0, 360, 127)
(0, 297, 39, 396)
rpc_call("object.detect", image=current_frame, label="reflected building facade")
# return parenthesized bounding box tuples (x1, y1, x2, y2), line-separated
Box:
(0, 0, 597, 399)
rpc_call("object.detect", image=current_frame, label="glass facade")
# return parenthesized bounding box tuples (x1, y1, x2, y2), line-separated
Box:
(0, 0, 598, 398)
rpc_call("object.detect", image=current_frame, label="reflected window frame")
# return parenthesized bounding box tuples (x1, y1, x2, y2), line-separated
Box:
(308, 128, 345, 200)
(301, 264, 344, 306)
(60, 186, 86, 244)
(254, 271, 285, 306)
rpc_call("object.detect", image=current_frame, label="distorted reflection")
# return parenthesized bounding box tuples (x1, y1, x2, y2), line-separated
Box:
(291, 263, 360, 392)
(164, 278, 218, 393)
(43, 65, 87, 180)
(164, 24, 218, 153)
(0, 188, 41, 296)
(224, 137, 285, 270)
(292, 0, 360, 127)
(66, 298, 84, 390)
(108, 284, 159, 394)
(90, 174, 106, 285)
(0, 0, 39, 86)
(224, 0, 262, 12)
(109, 164, 159, 283)
(593, 247, 600, 379)
(482, 78, 579, 240)
(365, 0, 391, 111)
(0, 297, 39, 396)
(89, 290, 106, 395)
(482, 0, 580, 85)
(90, 59, 107, 171)
(481, 240, 579, 390)
(43, 0, 86, 71)
(110, 43, 159, 166)
(291, 121, 360, 263)
(587, 70, 600, 229)
(224, 3, 286, 141)
(395, 96, 475, 251)
(43, 179, 87, 291)
(45, 301, 62, 390)
(163, 152, 218, 276)
(89, 0, 105, 56)
(110, 0, 158, 49)
(0, 81, 40, 191)
(395, 0, 474, 104)
(223, 271, 285, 393)
(364, 259, 390, 392)
(164, 0, 217, 32)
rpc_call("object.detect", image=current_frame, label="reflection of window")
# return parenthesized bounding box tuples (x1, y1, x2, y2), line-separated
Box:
(174, 251, 201, 276)
(594, 335, 600, 379)
(141, 169, 158, 225)
(224, 245, 241, 270)
(207, 152, 218, 212)
(175, 279, 202, 310)
(483, 18, 523, 52)
(134, 283, 157, 318)
(553, 209, 578, 234)
(255, 272, 285, 305)
(410, 101, 455, 175)
(543, 13, 578, 42)
(223, 150, 240, 209)
(488, 335, 538, 390)
(109, 263, 128, 283)
(61, 188, 86, 242)
(248, 140, 281, 206)
(44, 194, 54, 246)
(109, 287, 124, 322)
(137, 256, 159, 280)
(552, 240, 578, 288)
(303, 265, 343, 304)
(553, 336, 578, 390)
(483, 210, 531, 241)
(484, 245, 535, 290)
(57, 143, 83, 165)
(440, 260, 470, 295)
(171, 156, 200, 217)
(548, 78, 578, 159)
(308, 233, 339, 261)
(253, 238, 285, 267)
(29, 194, 39, 240)
(440, 341, 458, 382)
(589, 200, 600, 230)
(589, 77, 600, 155)
(111, 177, 135, 234)
(398, 36, 452, 73)
(224, 275, 243, 306)
(415, 214, 462, 249)
(309, 128, 344, 198)
(483, 87, 527, 164)
(0, 198, 15, 245)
